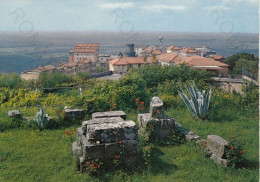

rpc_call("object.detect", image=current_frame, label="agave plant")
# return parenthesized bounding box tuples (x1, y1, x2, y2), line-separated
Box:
(178, 82, 216, 120)
(35, 107, 50, 130)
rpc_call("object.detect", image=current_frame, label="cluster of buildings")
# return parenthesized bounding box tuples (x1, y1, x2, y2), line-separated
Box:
(21, 43, 109, 80)
(109, 43, 228, 76)
(21, 37, 229, 80)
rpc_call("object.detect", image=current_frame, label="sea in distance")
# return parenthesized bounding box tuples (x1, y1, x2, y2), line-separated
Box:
(0, 31, 258, 73)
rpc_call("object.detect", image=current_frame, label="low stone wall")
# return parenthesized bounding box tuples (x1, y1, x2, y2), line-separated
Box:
(91, 71, 112, 78)
(72, 111, 141, 172)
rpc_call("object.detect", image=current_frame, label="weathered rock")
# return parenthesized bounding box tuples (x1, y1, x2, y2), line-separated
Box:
(92, 111, 126, 120)
(82, 117, 124, 134)
(73, 112, 141, 172)
(138, 97, 175, 140)
(150, 97, 164, 118)
(86, 120, 138, 144)
(138, 113, 152, 128)
(210, 153, 228, 167)
(196, 140, 207, 149)
(184, 130, 200, 141)
(72, 141, 82, 156)
(8, 110, 20, 117)
(65, 108, 86, 119)
(207, 135, 229, 158)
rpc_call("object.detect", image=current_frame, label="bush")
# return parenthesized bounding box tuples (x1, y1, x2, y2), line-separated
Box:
(226, 139, 245, 168)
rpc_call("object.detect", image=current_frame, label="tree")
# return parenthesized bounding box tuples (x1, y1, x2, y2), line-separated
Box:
(224, 53, 258, 73)
(143, 54, 148, 63)
(118, 51, 123, 57)
(151, 54, 157, 63)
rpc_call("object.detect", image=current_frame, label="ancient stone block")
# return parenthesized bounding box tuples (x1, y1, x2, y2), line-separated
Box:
(150, 97, 164, 118)
(86, 120, 138, 143)
(82, 143, 106, 160)
(73, 112, 141, 171)
(92, 111, 126, 120)
(82, 117, 124, 134)
(138, 113, 152, 128)
(196, 140, 207, 149)
(65, 108, 86, 119)
(72, 141, 82, 156)
(207, 135, 229, 158)
(210, 153, 228, 167)
(8, 110, 21, 117)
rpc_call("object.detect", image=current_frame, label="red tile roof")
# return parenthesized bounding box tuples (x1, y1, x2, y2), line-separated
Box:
(180, 48, 198, 53)
(33, 65, 56, 72)
(110, 57, 153, 65)
(210, 55, 224, 60)
(176, 56, 229, 67)
(166, 46, 181, 50)
(73, 43, 99, 53)
(156, 53, 182, 63)
(152, 50, 162, 55)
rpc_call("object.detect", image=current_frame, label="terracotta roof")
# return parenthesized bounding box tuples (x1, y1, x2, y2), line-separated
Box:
(109, 57, 153, 66)
(156, 53, 182, 63)
(33, 65, 56, 72)
(180, 48, 198, 53)
(152, 50, 162, 55)
(166, 46, 181, 50)
(176, 56, 229, 67)
(210, 55, 224, 60)
(73, 43, 99, 53)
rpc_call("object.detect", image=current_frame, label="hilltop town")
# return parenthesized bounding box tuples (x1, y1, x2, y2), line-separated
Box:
(21, 36, 229, 80)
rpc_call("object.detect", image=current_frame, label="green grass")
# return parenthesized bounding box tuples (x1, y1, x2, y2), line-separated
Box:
(0, 107, 258, 182)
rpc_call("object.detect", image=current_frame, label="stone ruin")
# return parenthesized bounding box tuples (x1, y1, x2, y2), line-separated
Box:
(64, 108, 86, 121)
(138, 97, 175, 140)
(196, 135, 229, 167)
(72, 111, 141, 172)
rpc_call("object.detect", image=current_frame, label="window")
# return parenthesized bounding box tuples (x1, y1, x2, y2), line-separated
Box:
(138, 64, 141, 68)
(130, 64, 132, 68)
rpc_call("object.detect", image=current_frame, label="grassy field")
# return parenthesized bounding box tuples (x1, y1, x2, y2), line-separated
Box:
(0, 106, 258, 182)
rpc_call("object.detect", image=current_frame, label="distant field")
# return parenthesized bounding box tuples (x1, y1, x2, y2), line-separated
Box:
(0, 31, 258, 73)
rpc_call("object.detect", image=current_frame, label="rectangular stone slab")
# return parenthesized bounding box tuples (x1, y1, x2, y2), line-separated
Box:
(207, 135, 229, 158)
(92, 111, 126, 120)
(82, 117, 124, 134)
(138, 113, 152, 128)
(82, 143, 106, 160)
(86, 120, 138, 143)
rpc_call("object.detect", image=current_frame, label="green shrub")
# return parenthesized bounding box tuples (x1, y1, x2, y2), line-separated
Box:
(179, 82, 216, 120)
(35, 108, 50, 130)
(226, 139, 245, 168)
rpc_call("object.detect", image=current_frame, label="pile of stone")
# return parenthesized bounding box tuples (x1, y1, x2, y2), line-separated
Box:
(196, 135, 229, 167)
(72, 111, 141, 172)
(138, 97, 175, 140)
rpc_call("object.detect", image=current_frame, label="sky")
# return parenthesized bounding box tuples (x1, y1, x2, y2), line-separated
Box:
(0, 0, 259, 33)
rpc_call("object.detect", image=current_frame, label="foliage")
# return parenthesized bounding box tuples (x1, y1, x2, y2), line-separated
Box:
(75, 72, 90, 83)
(142, 145, 153, 168)
(0, 88, 42, 107)
(224, 53, 258, 73)
(129, 65, 214, 89)
(38, 71, 74, 88)
(35, 107, 50, 130)
(179, 82, 216, 120)
(118, 51, 123, 57)
(134, 98, 145, 113)
(0, 73, 23, 89)
(96, 67, 106, 73)
(226, 139, 245, 168)
(85, 159, 104, 175)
